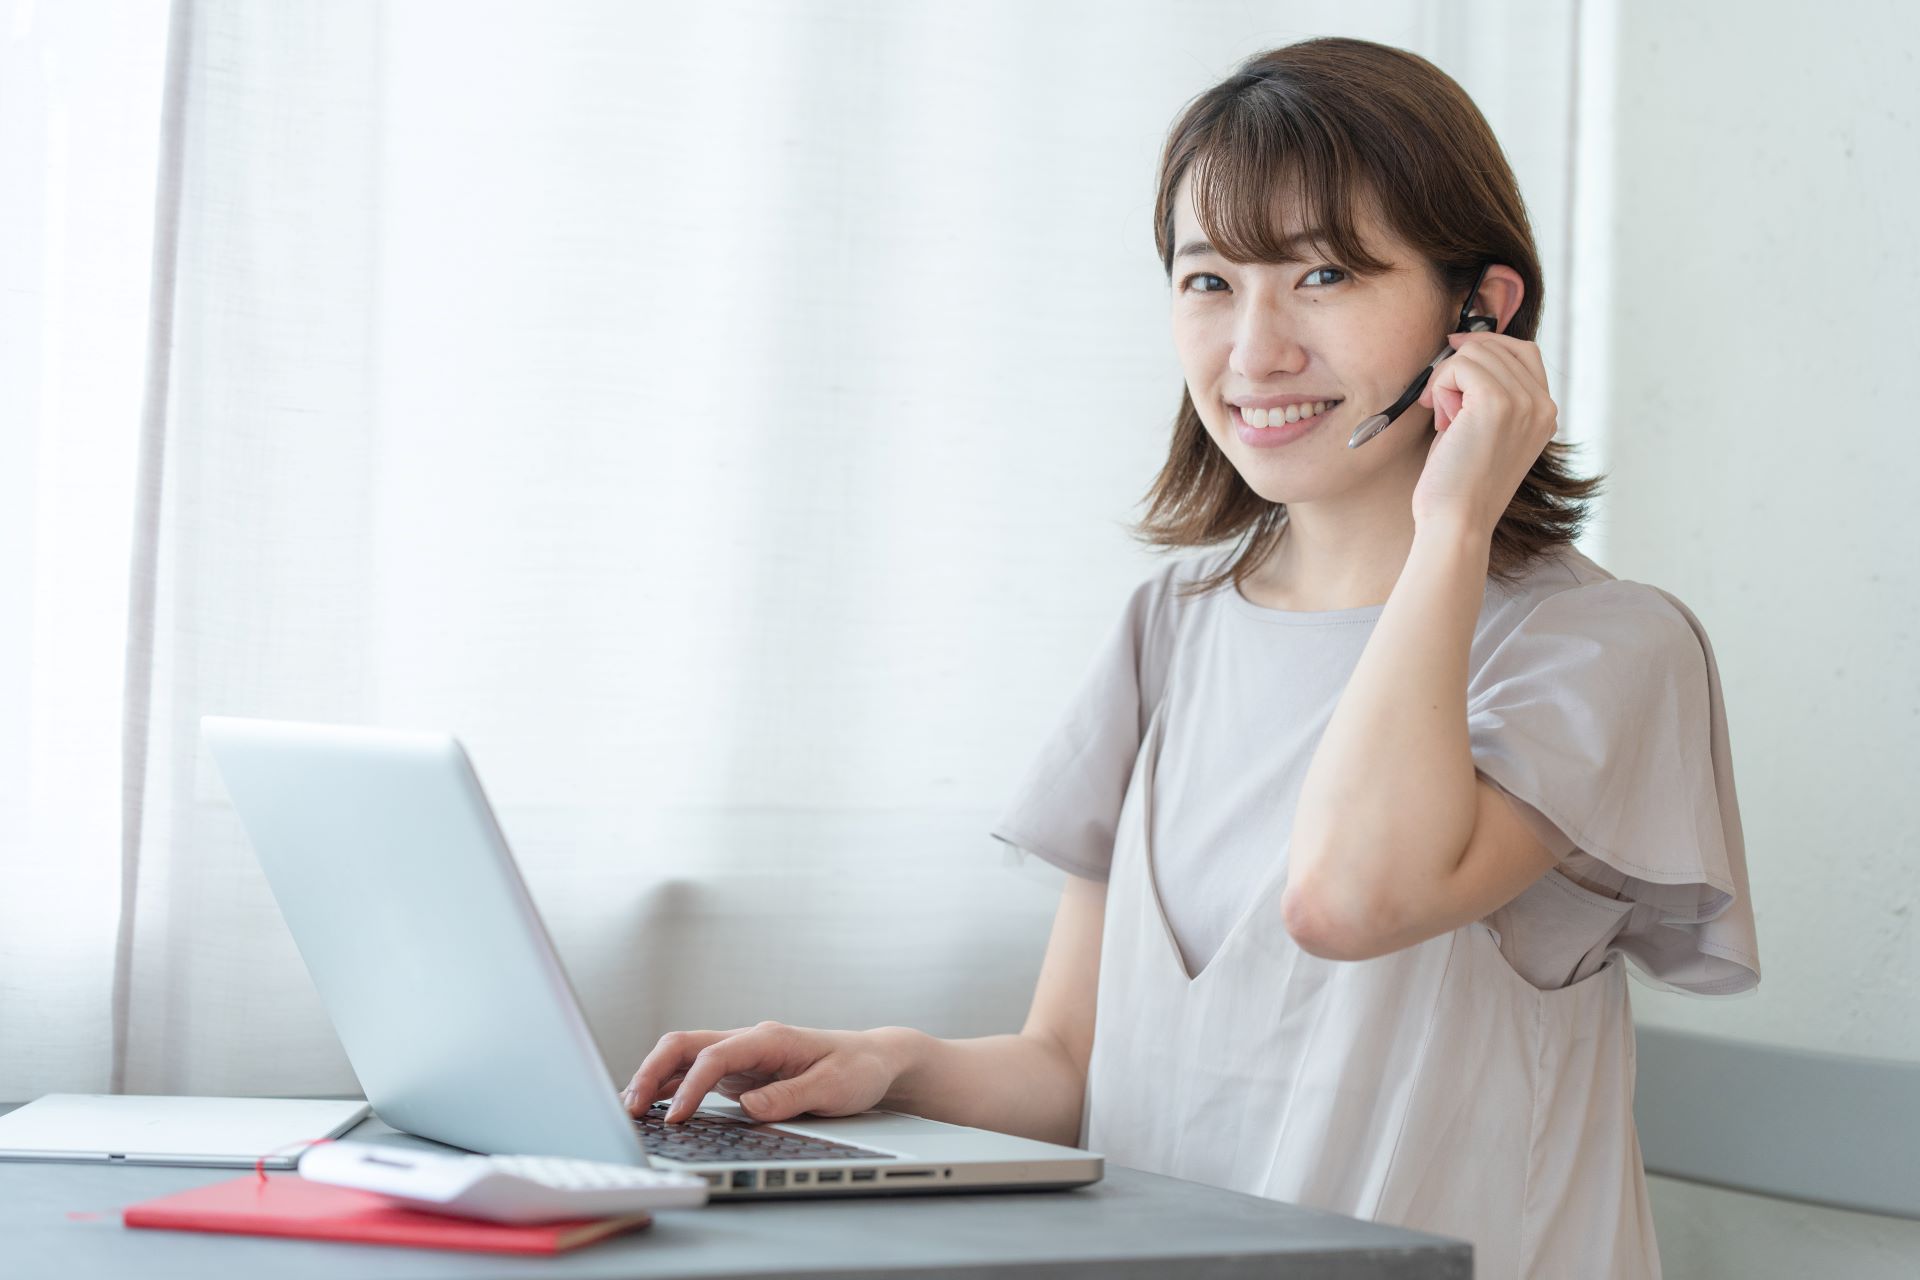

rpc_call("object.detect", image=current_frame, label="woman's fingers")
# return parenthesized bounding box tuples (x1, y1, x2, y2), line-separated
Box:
(665, 1024, 810, 1124)
(621, 1029, 737, 1113)
(730, 1060, 839, 1123)
(621, 1025, 899, 1127)
(1430, 335, 1531, 434)
(621, 1023, 861, 1124)
(713, 1069, 781, 1099)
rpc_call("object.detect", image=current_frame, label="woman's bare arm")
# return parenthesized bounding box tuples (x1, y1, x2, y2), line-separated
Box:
(622, 873, 1106, 1149)
(871, 872, 1105, 1147)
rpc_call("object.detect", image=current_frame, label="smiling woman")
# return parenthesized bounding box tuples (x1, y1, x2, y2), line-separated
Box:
(1133, 37, 1603, 600)
(984, 35, 1758, 1280)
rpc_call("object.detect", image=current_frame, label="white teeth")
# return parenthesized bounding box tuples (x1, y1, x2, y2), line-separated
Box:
(1239, 401, 1338, 429)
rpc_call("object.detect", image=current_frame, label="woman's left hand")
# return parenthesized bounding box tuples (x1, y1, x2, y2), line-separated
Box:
(1410, 331, 1559, 537)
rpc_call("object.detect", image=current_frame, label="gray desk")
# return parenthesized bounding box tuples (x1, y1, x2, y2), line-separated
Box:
(1, 1103, 1469, 1278)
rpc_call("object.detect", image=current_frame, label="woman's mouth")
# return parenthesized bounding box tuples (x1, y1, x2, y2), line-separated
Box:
(1233, 400, 1342, 448)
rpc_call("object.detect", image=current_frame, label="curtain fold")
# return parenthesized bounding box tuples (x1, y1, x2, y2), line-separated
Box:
(111, 0, 192, 1096)
(118, 0, 387, 1094)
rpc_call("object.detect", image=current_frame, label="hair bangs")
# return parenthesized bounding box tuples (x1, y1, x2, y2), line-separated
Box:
(1180, 98, 1392, 278)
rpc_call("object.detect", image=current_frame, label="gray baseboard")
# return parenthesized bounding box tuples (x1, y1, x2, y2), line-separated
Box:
(1635, 1025, 1920, 1220)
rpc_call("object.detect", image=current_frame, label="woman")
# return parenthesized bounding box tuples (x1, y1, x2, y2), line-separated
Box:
(620, 37, 1758, 1278)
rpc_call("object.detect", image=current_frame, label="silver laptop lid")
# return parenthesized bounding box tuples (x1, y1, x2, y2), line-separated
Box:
(200, 715, 647, 1166)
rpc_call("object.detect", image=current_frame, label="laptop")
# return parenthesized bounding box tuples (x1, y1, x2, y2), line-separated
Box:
(200, 715, 1102, 1199)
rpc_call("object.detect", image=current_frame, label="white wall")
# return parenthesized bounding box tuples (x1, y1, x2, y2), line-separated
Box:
(1586, 1, 1920, 1273)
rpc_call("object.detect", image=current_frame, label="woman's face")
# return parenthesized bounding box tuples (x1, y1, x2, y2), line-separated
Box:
(1168, 171, 1456, 503)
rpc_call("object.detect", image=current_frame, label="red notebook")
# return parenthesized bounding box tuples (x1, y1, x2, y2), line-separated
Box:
(123, 1172, 653, 1254)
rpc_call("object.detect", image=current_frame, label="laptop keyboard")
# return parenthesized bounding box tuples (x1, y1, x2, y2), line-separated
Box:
(633, 1101, 894, 1164)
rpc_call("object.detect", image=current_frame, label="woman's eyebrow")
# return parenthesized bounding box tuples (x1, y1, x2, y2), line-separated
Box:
(1173, 230, 1329, 263)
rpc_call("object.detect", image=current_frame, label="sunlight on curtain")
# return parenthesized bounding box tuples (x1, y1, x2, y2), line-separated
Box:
(0, 0, 166, 1097)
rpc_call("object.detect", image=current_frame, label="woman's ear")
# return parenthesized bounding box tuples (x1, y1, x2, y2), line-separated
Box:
(1473, 265, 1526, 334)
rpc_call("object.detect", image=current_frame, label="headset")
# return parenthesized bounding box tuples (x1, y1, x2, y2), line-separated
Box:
(1347, 259, 1499, 449)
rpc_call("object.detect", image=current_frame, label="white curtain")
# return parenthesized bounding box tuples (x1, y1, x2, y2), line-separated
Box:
(2, 0, 1583, 1101)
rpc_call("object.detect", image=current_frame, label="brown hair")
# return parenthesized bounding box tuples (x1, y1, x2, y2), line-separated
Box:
(1132, 36, 1603, 599)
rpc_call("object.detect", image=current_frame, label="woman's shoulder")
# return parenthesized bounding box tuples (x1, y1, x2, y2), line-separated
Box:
(1119, 545, 1240, 618)
(1480, 543, 1711, 673)
(1101, 547, 1240, 686)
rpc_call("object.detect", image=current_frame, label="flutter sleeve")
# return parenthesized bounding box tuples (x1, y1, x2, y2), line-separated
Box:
(1466, 579, 1760, 996)
(986, 557, 1193, 882)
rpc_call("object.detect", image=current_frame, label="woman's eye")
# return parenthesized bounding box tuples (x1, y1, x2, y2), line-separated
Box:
(1180, 272, 1228, 294)
(1177, 266, 1347, 294)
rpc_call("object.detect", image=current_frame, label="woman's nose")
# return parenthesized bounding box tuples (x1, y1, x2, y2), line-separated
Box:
(1227, 324, 1310, 382)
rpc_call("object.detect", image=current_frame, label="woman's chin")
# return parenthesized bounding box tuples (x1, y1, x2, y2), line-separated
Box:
(1230, 460, 1345, 507)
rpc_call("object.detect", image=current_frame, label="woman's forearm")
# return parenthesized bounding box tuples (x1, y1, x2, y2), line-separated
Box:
(1288, 519, 1492, 921)
(869, 1026, 1085, 1149)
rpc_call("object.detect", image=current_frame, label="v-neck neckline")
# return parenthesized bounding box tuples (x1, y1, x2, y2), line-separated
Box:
(1132, 674, 1292, 986)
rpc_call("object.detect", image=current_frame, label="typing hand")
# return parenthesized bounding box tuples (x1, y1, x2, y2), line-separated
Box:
(620, 1022, 907, 1125)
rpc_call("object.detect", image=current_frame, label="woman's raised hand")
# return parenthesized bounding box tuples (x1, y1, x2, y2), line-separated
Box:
(1410, 330, 1559, 537)
(619, 1021, 908, 1125)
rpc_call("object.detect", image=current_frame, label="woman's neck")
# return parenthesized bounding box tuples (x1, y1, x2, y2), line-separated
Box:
(1244, 501, 1422, 612)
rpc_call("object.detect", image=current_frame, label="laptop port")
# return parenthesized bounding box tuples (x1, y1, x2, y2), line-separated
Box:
(730, 1170, 756, 1190)
(793, 1171, 811, 1183)
(817, 1170, 844, 1183)
(849, 1169, 877, 1182)
(883, 1169, 934, 1179)
(765, 1170, 786, 1188)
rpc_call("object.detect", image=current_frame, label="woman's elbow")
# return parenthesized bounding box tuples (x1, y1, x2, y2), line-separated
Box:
(1280, 874, 1391, 962)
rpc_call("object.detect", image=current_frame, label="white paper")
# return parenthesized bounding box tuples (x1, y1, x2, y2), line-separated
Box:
(0, 1093, 370, 1166)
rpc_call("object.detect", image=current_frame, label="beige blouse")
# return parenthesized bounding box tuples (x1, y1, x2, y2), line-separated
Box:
(991, 539, 1760, 1278)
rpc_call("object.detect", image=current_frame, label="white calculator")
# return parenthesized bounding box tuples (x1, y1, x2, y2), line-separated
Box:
(298, 1139, 709, 1223)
